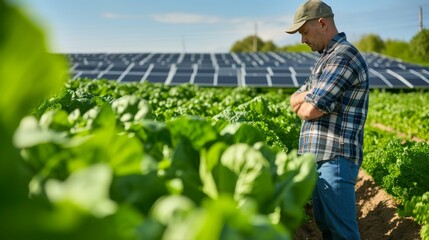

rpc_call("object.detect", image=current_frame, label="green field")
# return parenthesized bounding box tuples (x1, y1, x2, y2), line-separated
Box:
(1, 1, 428, 239)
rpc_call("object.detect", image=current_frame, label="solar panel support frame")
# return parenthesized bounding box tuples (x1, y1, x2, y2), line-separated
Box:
(165, 64, 177, 85)
(386, 69, 413, 88)
(117, 63, 135, 83)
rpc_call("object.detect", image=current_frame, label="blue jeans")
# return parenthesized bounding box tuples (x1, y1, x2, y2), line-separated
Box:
(312, 156, 360, 240)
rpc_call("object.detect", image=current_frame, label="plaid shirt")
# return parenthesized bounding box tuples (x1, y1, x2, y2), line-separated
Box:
(296, 32, 369, 165)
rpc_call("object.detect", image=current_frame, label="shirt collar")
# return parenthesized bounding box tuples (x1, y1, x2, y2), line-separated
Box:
(320, 32, 347, 55)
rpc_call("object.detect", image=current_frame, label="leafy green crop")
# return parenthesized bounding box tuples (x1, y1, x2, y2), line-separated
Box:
(7, 0, 428, 238)
(36, 78, 301, 152)
(214, 96, 300, 151)
(363, 104, 429, 239)
(367, 90, 429, 141)
(0, 1, 69, 239)
(363, 139, 429, 202)
(400, 192, 429, 240)
(5, 53, 314, 238)
(14, 96, 316, 239)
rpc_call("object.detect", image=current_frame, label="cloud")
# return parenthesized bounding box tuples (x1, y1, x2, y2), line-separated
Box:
(98, 11, 300, 47)
(150, 12, 221, 24)
(100, 12, 145, 19)
(221, 15, 296, 44)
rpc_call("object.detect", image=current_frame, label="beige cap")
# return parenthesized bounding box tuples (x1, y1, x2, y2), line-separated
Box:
(285, 0, 334, 34)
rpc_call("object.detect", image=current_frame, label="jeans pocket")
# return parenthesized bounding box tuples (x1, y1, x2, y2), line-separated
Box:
(339, 156, 359, 183)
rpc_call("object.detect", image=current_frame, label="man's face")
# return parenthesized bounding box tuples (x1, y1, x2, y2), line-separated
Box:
(298, 19, 324, 52)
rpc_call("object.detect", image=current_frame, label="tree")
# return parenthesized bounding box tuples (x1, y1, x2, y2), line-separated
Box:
(355, 34, 385, 53)
(260, 40, 278, 52)
(230, 35, 262, 52)
(230, 35, 277, 52)
(280, 44, 311, 52)
(410, 29, 429, 62)
(382, 40, 412, 61)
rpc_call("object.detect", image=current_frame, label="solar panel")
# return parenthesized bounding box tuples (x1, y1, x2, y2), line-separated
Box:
(171, 74, 192, 85)
(78, 73, 100, 80)
(217, 75, 238, 86)
(101, 73, 122, 81)
(245, 67, 269, 74)
(244, 74, 269, 87)
(380, 69, 410, 88)
(197, 68, 216, 74)
(146, 73, 168, 83)
(270, 67, 291, 74)
(194, 74, 214, 85)
(66, 52, 429, 89)
(393, 70, 429, 87)
(109, 65, 128, 72)
(74, 65, 98, 71)
(121, 74, 144, 83)
(151, 66, 171, 73)
(295, 74, 308, 86)
(368, 70, 391, 88)
(270, 75, 296, 87)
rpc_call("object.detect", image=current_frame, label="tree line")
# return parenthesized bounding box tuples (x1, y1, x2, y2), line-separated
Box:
(230, 30, 429, 65)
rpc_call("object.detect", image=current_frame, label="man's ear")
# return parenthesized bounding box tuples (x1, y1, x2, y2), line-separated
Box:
(318, 18, 327, 31)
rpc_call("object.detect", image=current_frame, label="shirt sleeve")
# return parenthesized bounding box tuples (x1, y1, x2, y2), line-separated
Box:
(295, 84, 307, 94)
(304, 55, 354, 113)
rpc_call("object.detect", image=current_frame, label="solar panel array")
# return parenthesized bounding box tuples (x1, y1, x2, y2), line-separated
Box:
(68, 52, 429, 88)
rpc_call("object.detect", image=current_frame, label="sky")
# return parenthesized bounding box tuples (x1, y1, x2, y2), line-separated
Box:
(12, 0, 429, 53)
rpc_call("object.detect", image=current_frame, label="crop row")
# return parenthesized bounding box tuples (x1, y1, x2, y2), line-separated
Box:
(2, 2, 427, 238)
(13, 79, 317, 239)
(364, 90, 429, 239)
(363, 126, 429, 239)
(367, 90, 429, 141)
(25, 79, 429, 239)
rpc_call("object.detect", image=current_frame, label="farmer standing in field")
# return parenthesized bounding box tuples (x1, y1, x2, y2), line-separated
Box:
(287, 0, 369, 239)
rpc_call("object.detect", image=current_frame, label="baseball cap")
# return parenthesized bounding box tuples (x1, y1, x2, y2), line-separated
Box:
(285, 0, 334, 34)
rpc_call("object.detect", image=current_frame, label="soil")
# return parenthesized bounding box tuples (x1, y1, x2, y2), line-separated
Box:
(371, 123, 425, 143)
(294, 169, 422, 240)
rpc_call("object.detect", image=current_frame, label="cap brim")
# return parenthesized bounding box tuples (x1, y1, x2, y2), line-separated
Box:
(285, 20, 306, 34)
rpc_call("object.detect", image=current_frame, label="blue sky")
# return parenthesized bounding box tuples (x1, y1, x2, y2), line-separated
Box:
(13, 0, 429, 53)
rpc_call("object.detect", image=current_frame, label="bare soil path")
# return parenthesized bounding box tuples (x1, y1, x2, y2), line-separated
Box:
(294, 169, 422, 240)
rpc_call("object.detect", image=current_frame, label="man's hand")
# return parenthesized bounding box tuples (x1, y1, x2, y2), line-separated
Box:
(290, 91, 326, 121)
(290, 91, 308, 113)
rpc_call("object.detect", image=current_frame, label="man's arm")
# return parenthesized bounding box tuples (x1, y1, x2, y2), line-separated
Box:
(290, 91, 326, 121)
(290, 91, 308, 113)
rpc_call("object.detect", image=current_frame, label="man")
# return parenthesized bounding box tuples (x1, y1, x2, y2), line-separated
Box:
(286, 1, 369, 239)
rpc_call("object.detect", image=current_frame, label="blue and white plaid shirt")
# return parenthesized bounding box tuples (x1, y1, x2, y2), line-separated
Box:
(296, 32, 369, 165)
